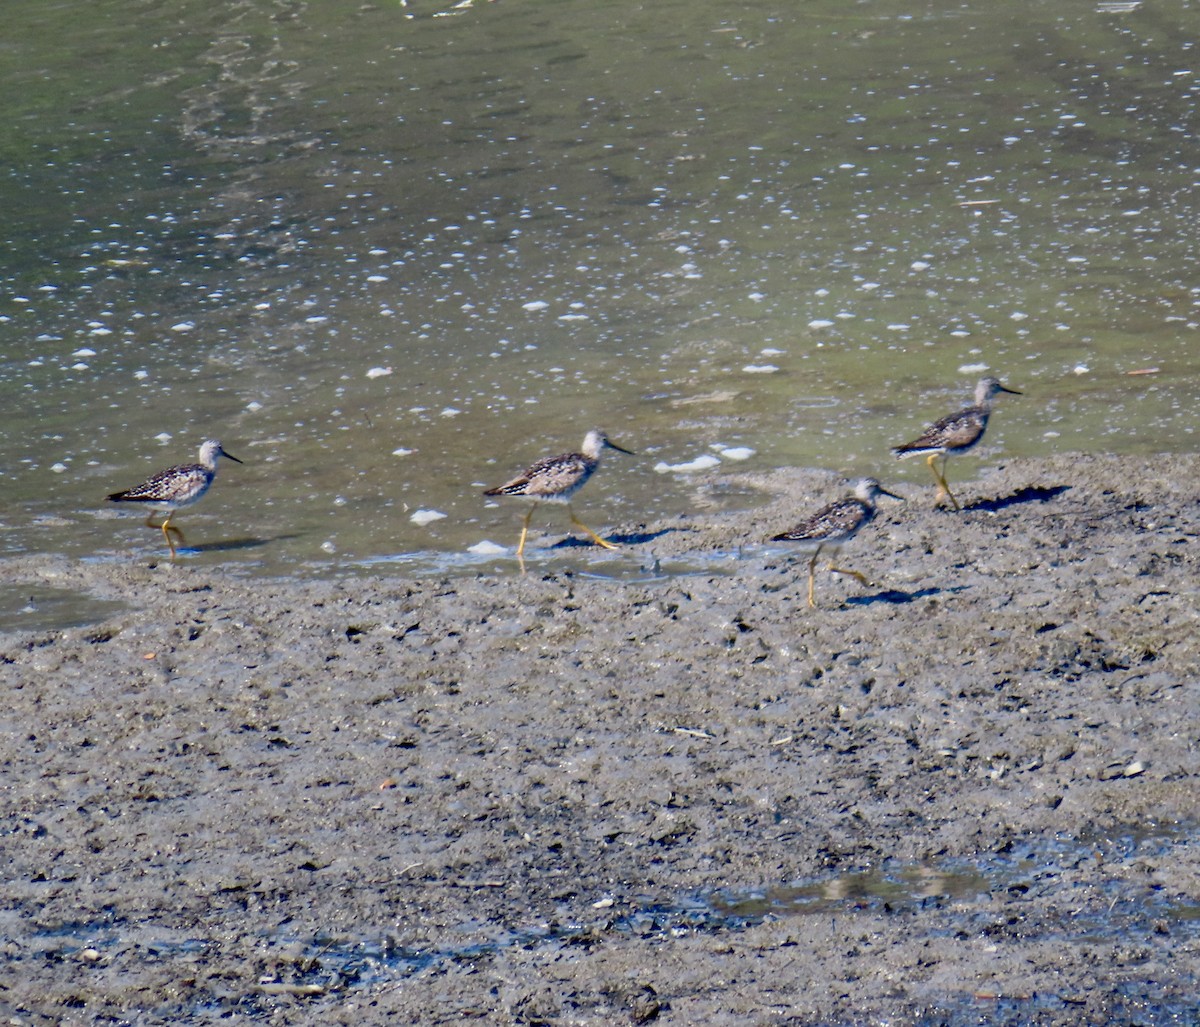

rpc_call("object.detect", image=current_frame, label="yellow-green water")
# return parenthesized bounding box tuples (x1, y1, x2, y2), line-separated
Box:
(2, 0, 1197, 572)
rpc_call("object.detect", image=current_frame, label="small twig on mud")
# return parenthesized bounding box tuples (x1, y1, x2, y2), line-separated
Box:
(672, 726, 713, 739)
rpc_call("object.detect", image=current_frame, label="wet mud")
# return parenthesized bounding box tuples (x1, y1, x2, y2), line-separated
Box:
(1, 453, 1198, 1025)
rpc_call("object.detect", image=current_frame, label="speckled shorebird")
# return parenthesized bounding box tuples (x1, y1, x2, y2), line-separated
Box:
(107, 439, 243, 558)
(771, 478, 904, 608)
(483, 428, 634, 565)
(891, 376, 1021, 511)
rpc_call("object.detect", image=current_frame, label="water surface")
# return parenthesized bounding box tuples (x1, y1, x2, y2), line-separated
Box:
(2, 0, 1197, 573)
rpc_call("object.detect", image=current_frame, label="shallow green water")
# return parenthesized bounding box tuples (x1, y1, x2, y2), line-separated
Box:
(2, 0, 1197, 573)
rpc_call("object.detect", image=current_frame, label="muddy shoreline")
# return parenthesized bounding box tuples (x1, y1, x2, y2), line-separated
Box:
(2, 453, 1198, 1025)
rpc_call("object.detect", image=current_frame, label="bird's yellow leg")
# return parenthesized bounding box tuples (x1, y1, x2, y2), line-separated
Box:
(516, 503, 537, 560)
(924, 453, 946, 498)
(937, 455, 961, 512)
(806, 546, 823, 609)
(568, 505, 619, 550)
(159, 513, 185, 559)
(926, 454, 960, 511)
(829, 563, 872, 587)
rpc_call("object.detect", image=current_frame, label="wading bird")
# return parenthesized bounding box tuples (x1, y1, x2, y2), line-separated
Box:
(892, 376, 1021, 510)
(484, 428, 633, 567)
(108, 439, 242, 558)
(772, 477, 904, 608)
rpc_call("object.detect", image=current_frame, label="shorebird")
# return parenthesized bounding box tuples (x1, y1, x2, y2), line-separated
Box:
(483, 428, 633, 566)
(891, 376, 1021, 510)
(771, 477, 904, 608)
(107, 439, 243, 558)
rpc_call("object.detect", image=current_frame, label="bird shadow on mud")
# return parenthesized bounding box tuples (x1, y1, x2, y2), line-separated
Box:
(845, 586, 947, 607)
(963, 484, 1071, 513)
(553, 528, 677, 549)
(180, 534, 300, 555)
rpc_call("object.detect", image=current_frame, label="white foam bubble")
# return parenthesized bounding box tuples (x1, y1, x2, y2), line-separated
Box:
(410, 509, 447, 526)
(468, 540, 508, 555)
(654, 454, 722, 473)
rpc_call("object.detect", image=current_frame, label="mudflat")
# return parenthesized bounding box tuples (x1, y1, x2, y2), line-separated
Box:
(2, 453, 1197, 1025)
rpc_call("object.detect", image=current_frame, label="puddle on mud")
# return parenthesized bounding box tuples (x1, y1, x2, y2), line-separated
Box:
(32, 826, 1197, 1019)
(0, 584, 125, 634)
(287, 827, 1200, 1005)
(355, 545, 740, 583)
(705, 865, 992, 921)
